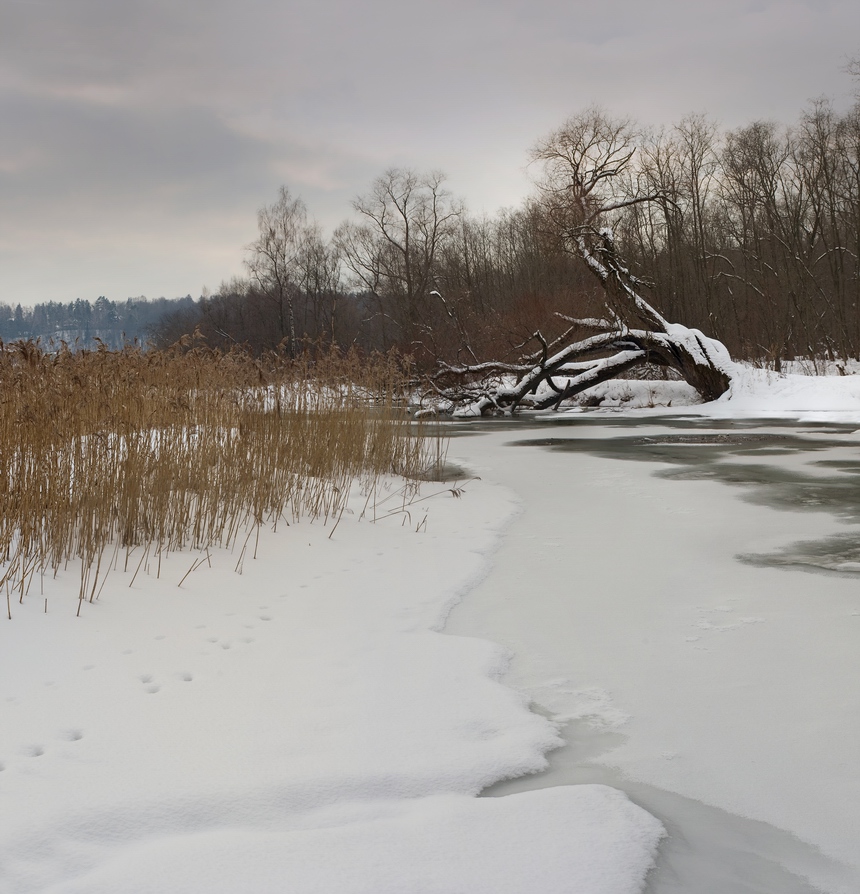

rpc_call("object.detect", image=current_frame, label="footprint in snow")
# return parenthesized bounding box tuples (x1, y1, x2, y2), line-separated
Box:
(139, 675, 160, 693)
(27, 745, 44, 757)
(61, 729, 83, 742)
(177, 672, 193, 682)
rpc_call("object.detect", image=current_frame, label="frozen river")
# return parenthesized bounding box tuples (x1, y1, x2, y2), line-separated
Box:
(444, 414, 860, 894)
(3, 409, 859, 892)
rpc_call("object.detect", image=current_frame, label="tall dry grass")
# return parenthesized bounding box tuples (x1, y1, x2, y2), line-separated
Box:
(0, 340, 436, 617)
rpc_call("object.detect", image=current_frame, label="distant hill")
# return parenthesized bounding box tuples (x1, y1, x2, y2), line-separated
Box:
(0, 296, 196, 349)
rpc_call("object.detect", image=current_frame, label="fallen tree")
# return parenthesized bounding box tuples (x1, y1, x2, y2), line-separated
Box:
(422, 109, 736, 415)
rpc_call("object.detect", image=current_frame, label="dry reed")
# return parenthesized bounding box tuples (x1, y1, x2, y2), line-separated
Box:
(0, 340, 437, 618)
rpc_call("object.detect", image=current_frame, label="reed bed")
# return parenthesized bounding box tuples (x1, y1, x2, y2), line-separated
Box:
(0, 340, 436, 618)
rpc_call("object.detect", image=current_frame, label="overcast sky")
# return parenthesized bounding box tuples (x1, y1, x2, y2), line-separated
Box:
(2, 0, 859, 307)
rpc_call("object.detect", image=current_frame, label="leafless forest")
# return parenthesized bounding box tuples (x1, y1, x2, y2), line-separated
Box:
(145, 92, 860, 380)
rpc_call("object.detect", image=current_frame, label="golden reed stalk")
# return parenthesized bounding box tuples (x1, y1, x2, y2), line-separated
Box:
(0, 339, 435, 617)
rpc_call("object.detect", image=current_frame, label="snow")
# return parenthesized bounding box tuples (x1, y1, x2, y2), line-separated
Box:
(562, 361, 860, 420)
(661, 323, 736, 372)
(39, 788, 659, 894)
(0, 475, 662, 892)
(716, 365, 860, 418)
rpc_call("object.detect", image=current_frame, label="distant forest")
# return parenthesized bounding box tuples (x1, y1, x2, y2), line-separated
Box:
(0, 296, 195, 348)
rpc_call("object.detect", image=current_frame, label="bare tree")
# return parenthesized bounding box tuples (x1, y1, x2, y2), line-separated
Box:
(246, 187, 308, 355)
(426, 108, 734, 415)
(335, 169, 462, 352)
(293, 222, 342, 343)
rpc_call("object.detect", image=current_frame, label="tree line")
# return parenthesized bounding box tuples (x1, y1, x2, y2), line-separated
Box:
(154, 87, 860, 370)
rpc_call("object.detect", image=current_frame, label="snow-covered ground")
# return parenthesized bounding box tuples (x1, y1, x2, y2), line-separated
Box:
(3, 364, 860, 893)
(0, 472, 661, 892)
(564, 363, 860, 417)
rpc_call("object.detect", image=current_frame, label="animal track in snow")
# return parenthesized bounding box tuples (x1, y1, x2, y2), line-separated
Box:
(144, 684, 160, 694)
(177, 672, 193, 682)
(61, 729, 83, 742)
(27, 745, 44, 757)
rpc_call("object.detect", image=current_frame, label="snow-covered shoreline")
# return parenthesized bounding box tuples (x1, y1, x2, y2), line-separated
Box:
(0, 472, 663, 893)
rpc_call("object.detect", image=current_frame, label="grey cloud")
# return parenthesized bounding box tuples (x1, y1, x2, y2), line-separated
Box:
(2, 0, 859, 305)
(1, 95, 271, 206)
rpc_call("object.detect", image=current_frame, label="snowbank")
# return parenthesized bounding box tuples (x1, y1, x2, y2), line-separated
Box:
(562, 363, 860, 421)
(715, 365, 860, 418)
(42, 787, 659, 894)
